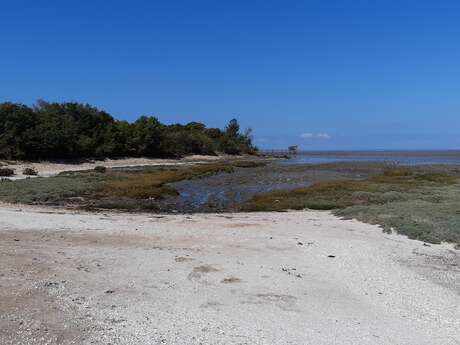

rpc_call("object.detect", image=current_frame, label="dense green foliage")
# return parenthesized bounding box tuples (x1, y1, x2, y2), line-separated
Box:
(0, 101, 256, 160)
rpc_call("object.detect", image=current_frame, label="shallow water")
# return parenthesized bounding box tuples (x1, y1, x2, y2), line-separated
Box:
(172, 164, 364, 213)
(277, 150, 460, 166)
(172, 151, 460, 213)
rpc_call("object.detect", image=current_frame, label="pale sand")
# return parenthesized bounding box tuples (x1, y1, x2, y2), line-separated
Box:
(0, 155, 227, 180)
(0, 205, 458, 345)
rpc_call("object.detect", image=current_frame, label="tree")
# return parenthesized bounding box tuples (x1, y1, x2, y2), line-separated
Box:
(225, 118, 240, 139)
(131, 116, 164, 156)
(0, 103, 38, 159)
(0, 101, 256, 160)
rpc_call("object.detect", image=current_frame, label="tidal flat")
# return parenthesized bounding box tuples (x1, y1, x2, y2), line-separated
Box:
(1, 157, 460, 245)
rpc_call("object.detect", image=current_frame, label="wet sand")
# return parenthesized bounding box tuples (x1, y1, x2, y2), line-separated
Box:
(1, 205, 458, 345)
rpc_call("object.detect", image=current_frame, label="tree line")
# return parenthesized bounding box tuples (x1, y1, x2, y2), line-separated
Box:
(0, 101, 256, 160)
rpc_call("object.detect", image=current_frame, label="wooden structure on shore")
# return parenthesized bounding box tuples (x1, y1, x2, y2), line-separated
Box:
(261, 146, 299, 157)
(288, 145, 299, 155)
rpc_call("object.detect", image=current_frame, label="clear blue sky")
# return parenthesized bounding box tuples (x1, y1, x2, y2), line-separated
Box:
(1, 0, 459, 150)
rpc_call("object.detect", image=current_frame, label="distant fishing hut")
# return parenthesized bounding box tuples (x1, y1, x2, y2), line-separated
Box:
(288, 145, 298, 155)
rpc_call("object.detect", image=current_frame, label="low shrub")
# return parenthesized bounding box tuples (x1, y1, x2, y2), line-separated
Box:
(94, 166, 107, 173)
(22, 167, 38, 176)
(352, 190, 406, 205)
(0, 168, 15, 176)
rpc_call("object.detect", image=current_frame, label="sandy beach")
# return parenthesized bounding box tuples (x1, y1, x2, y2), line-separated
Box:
(1, 205, 458, 345)
(3, 1, 459, 344)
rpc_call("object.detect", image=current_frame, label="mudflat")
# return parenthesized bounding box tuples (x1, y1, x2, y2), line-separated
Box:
(0, 205, 458, 345)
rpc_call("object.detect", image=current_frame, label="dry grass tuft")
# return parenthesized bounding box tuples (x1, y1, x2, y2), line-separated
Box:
(103, 163, 238, 199)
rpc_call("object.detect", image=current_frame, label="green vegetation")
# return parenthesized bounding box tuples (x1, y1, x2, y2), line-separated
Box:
(335, 183, 460, 245)
(22, 167, 38, 176)
(0, 101, 256, 160)
(241, 169, 460, 244)
(0, 160, 266, 211)
(94, 166, 107, 173)
(0, 168, 15, 177)
(0, 173, 104, 205)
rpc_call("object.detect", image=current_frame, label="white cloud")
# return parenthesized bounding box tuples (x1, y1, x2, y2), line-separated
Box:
(300, 132, 313, 138)
(316, 133, 331, 139)
(300, 132, 331, 139)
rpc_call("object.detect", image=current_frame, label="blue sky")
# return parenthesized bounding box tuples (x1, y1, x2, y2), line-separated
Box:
(1, 0, 459, 150)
